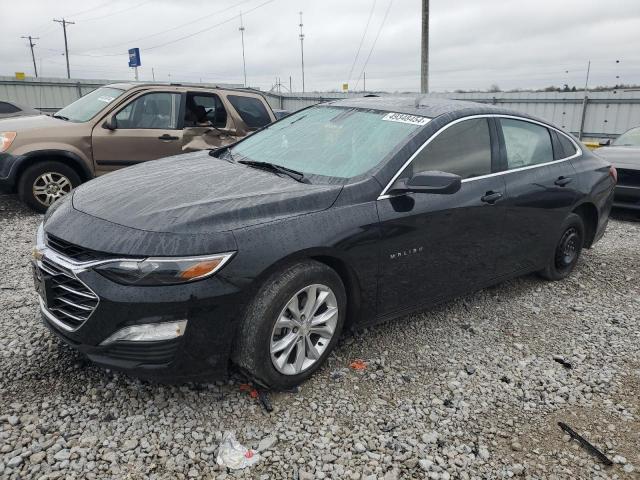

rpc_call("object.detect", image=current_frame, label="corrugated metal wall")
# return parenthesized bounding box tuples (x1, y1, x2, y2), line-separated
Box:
(263, 90, 640, 139)
(2, 76, 639, 139)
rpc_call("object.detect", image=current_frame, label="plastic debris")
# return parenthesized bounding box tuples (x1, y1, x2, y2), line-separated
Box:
(558, 422, 613, 466)
(258, 390, 273, 413)
(553, 355, 573, 369)
(216, 431, 261, 470)
(350, 359, 367, 370)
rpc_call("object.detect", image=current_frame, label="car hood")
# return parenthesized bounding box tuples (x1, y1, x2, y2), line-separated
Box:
(0, 114, 70, 132)
(72, 151, 343, 234)
(595, 146, 640, 170)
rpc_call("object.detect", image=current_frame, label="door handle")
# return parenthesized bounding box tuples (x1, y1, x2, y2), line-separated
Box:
(555, 176, 573, 187)
(481, 191, 503, 204)
(158, 134, 179, 141)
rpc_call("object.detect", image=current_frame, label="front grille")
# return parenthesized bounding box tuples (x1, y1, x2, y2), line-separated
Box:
(40, 257, 99, 330)
(617, 168, 640, 187)
(46, 234, 109, 262)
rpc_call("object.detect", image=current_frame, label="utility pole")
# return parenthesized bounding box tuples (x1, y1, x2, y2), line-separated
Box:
(363, 72, 366, 93)
(420, 0, 429, 93)
(53, 18, 75, 79)
(239, 12, 247, 87)
(578, 60, 591, 140)
(298, 11, 305, 93)
(21, 35, 40, 77)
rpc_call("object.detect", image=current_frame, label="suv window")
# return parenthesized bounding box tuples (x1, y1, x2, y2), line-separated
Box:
(185, 94, 227, 128)
(115, 92, 180, 129)
(404, 118, 492, 179)
(227, 95, 271, 129)
(500, 119, 553, 168)
(0, 102, 20, 114)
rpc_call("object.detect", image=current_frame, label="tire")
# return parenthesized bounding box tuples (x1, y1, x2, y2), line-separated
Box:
(18, 161, 82, 213)
(538, 213, 585, 281)
(233, 260, 347, 390)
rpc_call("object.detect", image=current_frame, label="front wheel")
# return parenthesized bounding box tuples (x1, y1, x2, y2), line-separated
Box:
(538, 213, 585, 281)
(18, 161, 81, 213)
(233, 260, 346, 390)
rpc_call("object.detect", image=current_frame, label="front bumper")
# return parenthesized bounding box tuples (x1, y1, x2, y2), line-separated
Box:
(613, 184, 640, 211)
(0, 152, 23, 190)
(33, 236, 248, 382)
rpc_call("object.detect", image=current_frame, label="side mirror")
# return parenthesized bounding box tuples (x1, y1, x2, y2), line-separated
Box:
(599, 139, 611, 147)
(102, 116, 117, 130)
(389, 170, 462, 195)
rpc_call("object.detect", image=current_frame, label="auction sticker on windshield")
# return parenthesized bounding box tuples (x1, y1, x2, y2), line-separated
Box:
(382, 112, 430, 126)
(97, 96, 116, 103)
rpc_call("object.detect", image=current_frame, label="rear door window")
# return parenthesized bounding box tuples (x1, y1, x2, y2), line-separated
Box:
(404, 118, 492, 179)
(227, 95, 272, 129)
(114, 92, 181, 129)
(184, 94, 228, 128)
(500, 119, 553, 168)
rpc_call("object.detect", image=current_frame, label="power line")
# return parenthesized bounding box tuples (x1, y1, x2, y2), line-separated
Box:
(76, 0, 276, 55)
(21, 35, 40, 77)
(53, 19, 75, 78)
(354, 0, 394, 90)
(347, 0, 377, 85)
(84, 0, 255, 51)
(75, 0, 154, 22)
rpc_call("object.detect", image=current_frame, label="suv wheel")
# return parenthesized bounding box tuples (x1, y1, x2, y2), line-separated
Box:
(538, 213, 585, 281)
(233, 260, 346, 390)
(18, 161, 81, 213)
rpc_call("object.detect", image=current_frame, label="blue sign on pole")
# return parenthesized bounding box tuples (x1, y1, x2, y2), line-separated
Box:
(128, 48, 141, 67)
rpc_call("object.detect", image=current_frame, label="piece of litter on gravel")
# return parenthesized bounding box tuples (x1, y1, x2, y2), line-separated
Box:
(558, 422, 613, 466)
(216, 431, 260, 470)
(258, 390, 273, 413)
(350, 359, 367, 370)
(553, 355, 573, 369)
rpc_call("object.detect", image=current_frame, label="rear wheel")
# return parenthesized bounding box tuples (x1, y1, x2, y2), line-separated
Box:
(233, 260, 346, 390)
(538, 213, 585, 280)
(18, 161, 81, 213)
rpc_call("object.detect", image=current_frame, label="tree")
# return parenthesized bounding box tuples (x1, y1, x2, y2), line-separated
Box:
(488, 84, 501, 93)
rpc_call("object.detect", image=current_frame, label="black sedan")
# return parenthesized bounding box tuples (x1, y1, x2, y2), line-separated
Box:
(33, 97, 616, 389)
(594, 126, 640, 211)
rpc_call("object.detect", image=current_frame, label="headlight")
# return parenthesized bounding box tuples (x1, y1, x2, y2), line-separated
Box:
(95, 252, 235, 286)
(0, 132, 17, 152)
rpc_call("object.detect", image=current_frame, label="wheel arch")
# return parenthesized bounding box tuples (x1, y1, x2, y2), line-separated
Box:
(16, 150, 93, 186)
(572, 202, 598, 248)
(250, 248, 364, 329)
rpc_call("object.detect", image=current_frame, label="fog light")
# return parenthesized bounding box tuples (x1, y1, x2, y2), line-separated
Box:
(100, 320, 187, 345)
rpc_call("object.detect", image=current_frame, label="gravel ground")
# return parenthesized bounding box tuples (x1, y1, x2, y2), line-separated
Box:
(0, 193, 639, 480)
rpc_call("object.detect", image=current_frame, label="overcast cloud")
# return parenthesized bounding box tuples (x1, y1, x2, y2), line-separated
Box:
(2, 0, 640, 92)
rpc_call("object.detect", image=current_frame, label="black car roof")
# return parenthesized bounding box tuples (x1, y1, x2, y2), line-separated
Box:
(327, 95, 519, 120)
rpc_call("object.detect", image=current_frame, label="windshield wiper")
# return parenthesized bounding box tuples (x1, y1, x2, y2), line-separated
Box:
(52, 114, 69, 121)
(239, 160, 310, 184)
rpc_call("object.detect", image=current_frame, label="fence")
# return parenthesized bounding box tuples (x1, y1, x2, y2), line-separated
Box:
(2, 76, 639, 140)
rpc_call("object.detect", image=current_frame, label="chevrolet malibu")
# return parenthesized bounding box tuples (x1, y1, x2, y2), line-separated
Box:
(33, 97, 616, 389)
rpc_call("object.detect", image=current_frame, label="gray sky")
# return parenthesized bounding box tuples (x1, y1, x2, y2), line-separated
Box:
(3, 0, 640, 92)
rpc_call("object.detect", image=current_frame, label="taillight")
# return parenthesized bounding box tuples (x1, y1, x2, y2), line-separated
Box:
(609, 165, 618, 183)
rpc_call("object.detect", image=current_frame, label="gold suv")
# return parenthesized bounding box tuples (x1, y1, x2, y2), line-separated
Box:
(0, 83, 276, 211)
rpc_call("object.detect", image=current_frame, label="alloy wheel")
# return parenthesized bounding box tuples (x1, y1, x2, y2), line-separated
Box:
(270, 283, 339, 375)
(32, 172, 73, 207)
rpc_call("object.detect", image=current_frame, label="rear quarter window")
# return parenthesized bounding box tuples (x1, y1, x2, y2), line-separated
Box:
(557, 132, 578, 158)
(227, 95, 272, 129)
(0, 102, 21, 114)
